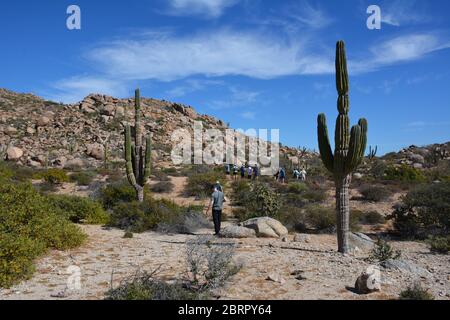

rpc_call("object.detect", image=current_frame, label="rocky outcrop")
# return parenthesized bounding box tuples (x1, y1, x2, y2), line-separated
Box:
(220, 226, 256, 238)
(6, 146, 23, 160)
(240, 217, 288, 238)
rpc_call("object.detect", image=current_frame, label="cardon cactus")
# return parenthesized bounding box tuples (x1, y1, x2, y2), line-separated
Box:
(124, 89, 152, 202)
(317, 41, 368, 253)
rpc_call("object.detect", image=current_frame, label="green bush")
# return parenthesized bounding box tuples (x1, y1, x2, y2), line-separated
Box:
(233, 183, 281, 221)
(368, 238, 401, 263)
(384, 165, 425, 182)
(387, 182, 450, 238)
(0, 162, 36, 182)
(48, 195, 110, 224)
(99, 180, 138, 210)
(34, 168, 70, 184)
(304, 205, 336, 233)
(70, 171, 96, 186)
(399, 283, 434, 300)
(357, 211, 385, 225)
(287, 182, 309, 194)
(427, 236, 450, 254)
(109, 197, 187, 233)
(0, 183, 85, 288)
(230, 180, 251, 206)
(186, 171, 225, 198)
(106, 272, 200, 300)
(359, 185, 392, 202)
(150, 181, 174, 193)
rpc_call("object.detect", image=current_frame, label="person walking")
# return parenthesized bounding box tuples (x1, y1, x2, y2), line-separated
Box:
(233, 164, 239, 181)
(253, 164, 259, 180)
(278, 167, 286, 184)
(240, 165, 246, 179)
(204, 186, 226, 235)
(300, 168, 307, 181)
(247, 166, 253, 180)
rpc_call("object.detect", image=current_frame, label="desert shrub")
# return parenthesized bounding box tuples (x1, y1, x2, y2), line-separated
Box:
(99, 180, 137, 209)
(106, 236, 240, 300)
(304, 205, 336, 233)
(399, 283, 434, 300)
(152, 170, 170, 182)
(123, 231, 134, 239)
(370, 159, 388, 179)
(47, 195, 109, 224)
(34, 168, 70, 184)
(109, 197, 194, 233)
(106, 271, 200, 300)
(425, 160, 450, 182)
(357, 211, 385, 225)
(70, 171, 96, 186)
(185, 236, 241, 292)
(185, 171, 225, 198)
(157, 211, 213, 235)
(359, 185, 392, 202)
(368, 238, 401, 263)
(427, 236, 450, 254)
(233, 183, 280, 221)
(387, 182, 450, 238)
(287, 182, 309, 194)
(230, 180, 251, 206)
(150, 181, 174, 193)
(384, 165, 425, 182)
(0, 162, 36, 182)
(0, 183, 85, 288)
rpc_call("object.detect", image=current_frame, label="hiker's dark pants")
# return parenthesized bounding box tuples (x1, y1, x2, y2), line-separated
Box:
(212, 209, 222, 234)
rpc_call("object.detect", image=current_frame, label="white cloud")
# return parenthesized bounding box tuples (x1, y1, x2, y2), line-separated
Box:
(208, 87, 261, 110)
(285, 0, 333, 29)
(166, 0, 239, 18)
(87, 29, 334, 81)
(381, 0, 430, 27)
(407, 121, 450, 128)
(46, 76, 128, 104)
(351, 33, 450, 73)
(166, 79, 223, 98)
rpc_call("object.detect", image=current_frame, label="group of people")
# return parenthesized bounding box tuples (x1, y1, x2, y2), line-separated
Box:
(225, 163, 260, 181)
(206, 164, 307, 236)
(274, 167, 307, 183)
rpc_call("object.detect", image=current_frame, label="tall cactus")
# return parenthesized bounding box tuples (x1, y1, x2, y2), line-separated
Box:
(124, 89, 152, 202)
(317, 41, 368, 253)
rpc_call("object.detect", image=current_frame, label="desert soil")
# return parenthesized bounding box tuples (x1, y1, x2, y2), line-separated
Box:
(1, 177, 449, 300)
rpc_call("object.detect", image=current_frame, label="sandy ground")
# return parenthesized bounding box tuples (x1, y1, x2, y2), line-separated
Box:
(2, 176, 448, 300)
(1, 224, 448, 300)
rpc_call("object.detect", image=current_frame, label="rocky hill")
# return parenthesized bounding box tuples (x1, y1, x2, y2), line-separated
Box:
(0, 88, 306, 170)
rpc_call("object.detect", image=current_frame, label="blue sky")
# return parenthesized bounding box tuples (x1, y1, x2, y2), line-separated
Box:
(0, 0, 449, 154)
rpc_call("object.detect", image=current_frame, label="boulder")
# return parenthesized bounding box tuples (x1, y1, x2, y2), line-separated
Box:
(353, 173, 363, 179)
(5, 126, 17, 135)
(36, 116, 51, 127)
(220, 226, 256, 239)
(381, 259, 431, 278)
(86, 143, 105, 160)
(101, 104, 116, 117)
(409, 153, 425, 164)
(240, 217, 288, 238)
(355, 268, 381, 294)
(348, 232, 374, 251)
(26, 127, 36, 135)
(6, 146, 23, 160)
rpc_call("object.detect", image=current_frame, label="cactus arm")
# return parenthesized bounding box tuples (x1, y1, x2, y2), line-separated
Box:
(357, 118, 368, 161)
(345, 124, 362, 174)
(143, 135, 152, 184)
(317, 113, 334, 172)
(125, 125, 138, 187)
